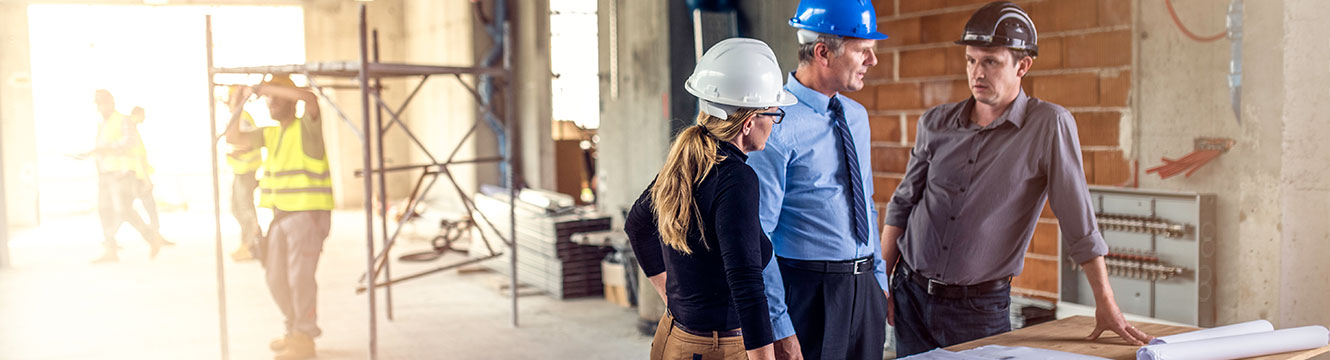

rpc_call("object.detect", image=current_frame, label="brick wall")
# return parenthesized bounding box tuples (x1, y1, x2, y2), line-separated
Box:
(859, 0, 1133, 301)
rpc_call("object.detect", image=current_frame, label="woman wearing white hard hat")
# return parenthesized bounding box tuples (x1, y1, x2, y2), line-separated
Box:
(624, 37, 796, 360)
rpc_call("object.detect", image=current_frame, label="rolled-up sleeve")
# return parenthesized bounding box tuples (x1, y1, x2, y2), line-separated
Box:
(625, 180, 666, 276)
(1046, 111, 1108, 264)
(884, 112, 932, 228)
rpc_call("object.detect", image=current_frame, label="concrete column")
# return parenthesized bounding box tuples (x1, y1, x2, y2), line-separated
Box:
(1277, 0, 1330, 329)
(1, 3, 39, 229)
(514, 0, 554, 190)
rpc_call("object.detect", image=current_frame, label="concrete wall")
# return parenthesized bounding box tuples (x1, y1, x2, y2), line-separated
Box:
(514, 0, 555, 191)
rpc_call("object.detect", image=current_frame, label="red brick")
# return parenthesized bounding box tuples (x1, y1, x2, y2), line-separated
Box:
(899, 47, 949, 78)
(873, 0, 894, 16)
(1074, 111, 1121, 147)
(845, 84, 877, 109)
(947, 0, 995, 8)
(866, 50, 895, 81)
(872, 145, 913, 173)
(906, 114, 921, 143)
(945, 45, 967, 74)
(873, 174, 904, 203)
(879, 17, 922, 48)
(1099, 0, 1132, 26)
(900, 0, 950, 14)
(870, 115, 903, 143)
(1064, 30, 1132, 68)
(1032, 73, 1099, 107)
(919, 11, 971, 44)
(1028, 222, 1060, 256)
(1013, 257, 1059, 295)
(1030, 37, 1063, 71)
(1026, 0, 1099, 33)
(876, 82, 922, 110)
(1093, 150, 1131, 185)
(1082, 150, 1096, 182)
(1100, 70, 1131, 107)
(922, 79, 970, 108)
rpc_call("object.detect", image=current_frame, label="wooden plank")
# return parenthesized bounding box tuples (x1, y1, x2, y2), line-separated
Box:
(946, 316, 1330, 360)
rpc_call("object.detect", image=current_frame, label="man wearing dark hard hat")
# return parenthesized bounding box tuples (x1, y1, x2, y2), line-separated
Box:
(880, 2, 1155, 356)
(747, 0, 889, 359)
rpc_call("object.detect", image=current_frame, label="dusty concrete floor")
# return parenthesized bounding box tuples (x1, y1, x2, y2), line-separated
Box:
(0, 210, 651, 359)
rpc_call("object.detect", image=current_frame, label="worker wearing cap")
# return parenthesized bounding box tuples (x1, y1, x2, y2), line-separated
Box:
(744, 1, 889, 358)
(223, 86, 265, 262)
(224, 74, 331, 360)
(880, 2, 1154, 356)
(85, 90, 171, 263)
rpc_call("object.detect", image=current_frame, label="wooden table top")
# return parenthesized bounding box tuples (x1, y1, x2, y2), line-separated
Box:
(944, 316, 1330, 360)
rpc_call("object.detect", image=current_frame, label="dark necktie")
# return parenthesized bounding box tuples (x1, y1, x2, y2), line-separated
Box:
(828, 97, 869, 246)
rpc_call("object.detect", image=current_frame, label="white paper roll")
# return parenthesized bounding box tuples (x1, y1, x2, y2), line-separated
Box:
(1150, 320, 1274, 345)
(1136, 326, 1329, 360)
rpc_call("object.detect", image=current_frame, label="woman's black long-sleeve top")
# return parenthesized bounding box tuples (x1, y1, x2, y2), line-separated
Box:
(624, 141, 774, 350)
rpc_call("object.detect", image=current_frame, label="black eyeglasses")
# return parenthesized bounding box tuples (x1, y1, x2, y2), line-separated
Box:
(758, 108, 786, 124)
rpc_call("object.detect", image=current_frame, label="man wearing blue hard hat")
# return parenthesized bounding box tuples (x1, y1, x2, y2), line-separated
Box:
(745, 0, 889, 359)
(880, 2, 1154, 356)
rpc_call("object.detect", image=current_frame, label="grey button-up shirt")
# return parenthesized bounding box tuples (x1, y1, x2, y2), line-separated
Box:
(884, 90, 1108, 286)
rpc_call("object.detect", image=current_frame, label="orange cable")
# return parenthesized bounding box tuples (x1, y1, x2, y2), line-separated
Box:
(1165, 0, 1227, 42)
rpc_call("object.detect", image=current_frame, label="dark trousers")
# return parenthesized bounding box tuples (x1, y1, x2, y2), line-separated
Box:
(889, 265, 1012, 357)
(778, 258, 887, 360)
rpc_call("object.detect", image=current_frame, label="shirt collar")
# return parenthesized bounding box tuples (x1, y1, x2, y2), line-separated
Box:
(717, 139, 748, 162)
(786, 72, 836, 116)
(955, 89, 1030, 129)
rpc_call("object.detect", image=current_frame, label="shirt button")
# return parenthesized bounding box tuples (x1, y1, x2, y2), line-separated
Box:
(943, 246, 950, 250)
(968, 159, 975, 164)
(949, 216, 957, 221)
(960, 188, 967, 192)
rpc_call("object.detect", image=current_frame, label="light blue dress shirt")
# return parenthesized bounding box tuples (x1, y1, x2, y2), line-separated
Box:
(746, 72, 888, 340)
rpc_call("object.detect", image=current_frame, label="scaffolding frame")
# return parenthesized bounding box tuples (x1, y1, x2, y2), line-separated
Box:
(204, 3, 519, 359)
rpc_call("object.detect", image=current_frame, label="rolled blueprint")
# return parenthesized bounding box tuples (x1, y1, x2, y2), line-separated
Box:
(1136, 326, 1329, 360)
(1150, 320, 1274, 345)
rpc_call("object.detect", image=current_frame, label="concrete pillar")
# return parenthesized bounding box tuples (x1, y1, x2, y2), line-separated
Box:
(1, 3, 39, 229)
(1277, 0, 1330, 329)
(302, 0, 409, 209)
(513, 0, 555, 191)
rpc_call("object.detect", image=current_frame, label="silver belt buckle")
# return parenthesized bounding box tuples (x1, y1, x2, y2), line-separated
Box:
(927, 278, 947, 295)
(852, 258, 870, 274)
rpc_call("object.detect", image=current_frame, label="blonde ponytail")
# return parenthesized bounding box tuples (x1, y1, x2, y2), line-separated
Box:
(651, 108, 762, 254)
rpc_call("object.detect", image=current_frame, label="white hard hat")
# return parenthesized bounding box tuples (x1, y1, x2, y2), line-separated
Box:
(685, 38, 797, 119)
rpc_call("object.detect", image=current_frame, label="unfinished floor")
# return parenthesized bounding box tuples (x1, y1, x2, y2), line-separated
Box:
(0, 210, 650, 359)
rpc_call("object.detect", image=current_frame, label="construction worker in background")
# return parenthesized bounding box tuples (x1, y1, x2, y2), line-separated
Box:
(744, 0, 888, 358)
(223, 74, 331, 360)
(83, 90, 171, 263)
(127, 106, 165, 243)
(224, 86, 265, 262)
(880, 2, 1153, 356)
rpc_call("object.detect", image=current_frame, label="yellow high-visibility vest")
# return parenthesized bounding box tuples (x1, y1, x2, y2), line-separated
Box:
(95, 112, 135, 173)
(226, 112, 263, 174)
(258, 117, 333, 211)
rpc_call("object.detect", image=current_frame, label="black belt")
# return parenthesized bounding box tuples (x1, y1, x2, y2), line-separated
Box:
(899, 262, 1010, 299)
(672, 319, 742, 338)
(778, 255, 875, 275)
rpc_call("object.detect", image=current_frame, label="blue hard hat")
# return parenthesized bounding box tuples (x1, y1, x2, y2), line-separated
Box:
(788, 0, 888, 40)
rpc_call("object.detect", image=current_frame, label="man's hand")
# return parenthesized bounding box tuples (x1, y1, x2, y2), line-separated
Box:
(1088, 300, 1153, 345)
(884, 290, 896, 327)
(773, 334, 804, 360)
(1081, 256, 1154, 345)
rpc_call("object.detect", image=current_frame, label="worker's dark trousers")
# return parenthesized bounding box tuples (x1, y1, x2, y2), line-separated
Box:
(230, 174, 262, 245)
(264, 210, 330, 338)
(779, 259, 888, 360)
(890, 264, 1012, 357)
(97, 172, 157, 247)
